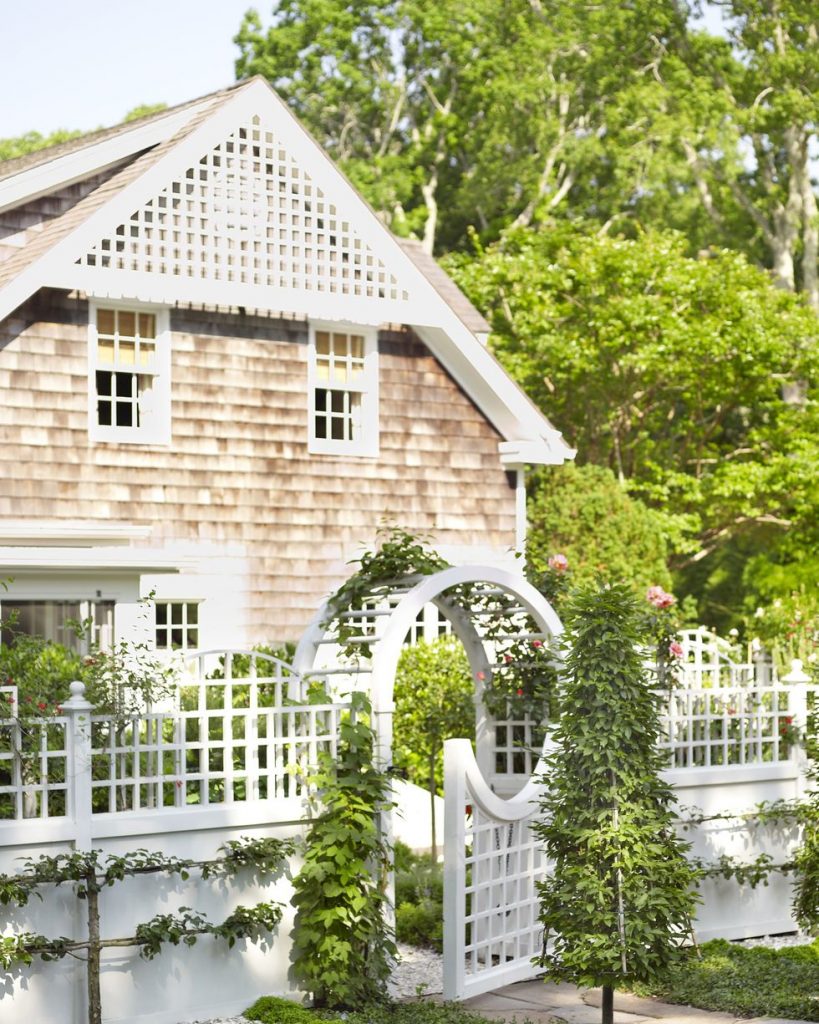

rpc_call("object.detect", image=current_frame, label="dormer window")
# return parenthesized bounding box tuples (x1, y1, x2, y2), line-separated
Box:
(88, 303, 171, 444)
(308, 322, 378, 456)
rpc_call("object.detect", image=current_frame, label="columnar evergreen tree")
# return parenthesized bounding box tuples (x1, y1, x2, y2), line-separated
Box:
(534, 581, 699, 1024)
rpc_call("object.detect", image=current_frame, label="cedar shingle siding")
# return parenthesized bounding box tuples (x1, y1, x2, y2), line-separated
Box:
(0, 290, 516, 639)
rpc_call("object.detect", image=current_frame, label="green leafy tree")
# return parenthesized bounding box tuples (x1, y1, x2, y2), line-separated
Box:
(534, 581, 699, 1024)
(234, 0, 694, 252)
(393, 637, 475, 857)
(446, 224, 818, 628)
(527, 464, 672, 593)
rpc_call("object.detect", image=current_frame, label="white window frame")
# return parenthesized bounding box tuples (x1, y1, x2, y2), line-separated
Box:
(88, 300, 172, 445)
(307, 320, 379, 457)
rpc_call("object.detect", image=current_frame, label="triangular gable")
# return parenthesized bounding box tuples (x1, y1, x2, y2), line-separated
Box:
(5, 79, 427, 326)
(0, 77, 574, 463)
(76, 113, 409, 308)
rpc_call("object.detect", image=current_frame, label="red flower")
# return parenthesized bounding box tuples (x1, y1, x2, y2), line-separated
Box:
(668, 641, 684, 659)
(37, 702, 47, 712)
(504, 655, 514, 664)
(516, 688, 524, 696)
(55, 705, 63, 715)
(532, 640, 544, 649)
(5, 695, 14, 704)
(475, 671, 485, 681)
(548, 553, 569, 573)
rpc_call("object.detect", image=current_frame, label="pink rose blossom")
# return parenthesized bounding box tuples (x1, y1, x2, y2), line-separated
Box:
(504, 655, 514, 664)
(475, 671, 485, 681)
(532, 640, 544, 649)
(647, 585, 676, 609)
(548, 553, 569, 573)
(668, 641, 684, 659)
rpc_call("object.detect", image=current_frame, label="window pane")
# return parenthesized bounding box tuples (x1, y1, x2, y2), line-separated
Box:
(138, 313, 156, 339)
(118, 310, 136, 337)
(315, 331, 330, 355)
(115, 400, 134, 427)
(96, 370, 113, 398)
(155, 604, 167, 625)
(115, 372, 134, 398)
(97, 309, 115, 335)
(315, 389, 327, 412)
(187, 604, 198, 624)
(97, 399, 112, 426)
(97, 339, 115, 364)
(350, 335, 364, 359)
(119, 341, 136, 366)
(171, 604, 183, 625)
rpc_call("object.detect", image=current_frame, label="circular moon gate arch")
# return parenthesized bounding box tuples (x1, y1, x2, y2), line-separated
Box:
(292, 564, 563, 783)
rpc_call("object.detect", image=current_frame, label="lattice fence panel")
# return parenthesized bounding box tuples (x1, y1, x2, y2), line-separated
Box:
(77, 115, 410, 302)
(89, 698, 347, 814)
(0, 686, 68, 820)
(658, 684, 806, 769)
(464, 806, 545, 984)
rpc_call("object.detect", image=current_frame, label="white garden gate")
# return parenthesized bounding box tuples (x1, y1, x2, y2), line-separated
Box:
(441, 632, 815, 1001)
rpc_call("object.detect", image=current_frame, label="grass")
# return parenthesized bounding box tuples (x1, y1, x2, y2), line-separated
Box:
(632, 938, 819, 1021)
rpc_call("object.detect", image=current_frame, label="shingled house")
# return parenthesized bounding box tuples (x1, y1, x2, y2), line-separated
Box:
(0, 77, 573, 653)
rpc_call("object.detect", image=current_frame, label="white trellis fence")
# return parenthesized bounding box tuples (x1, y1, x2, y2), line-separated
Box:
(443, 647, 815, 1002)
(0, 649, 349, 1024)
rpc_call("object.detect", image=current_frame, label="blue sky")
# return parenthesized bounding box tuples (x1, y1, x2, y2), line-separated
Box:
(1, 0, 257, 137)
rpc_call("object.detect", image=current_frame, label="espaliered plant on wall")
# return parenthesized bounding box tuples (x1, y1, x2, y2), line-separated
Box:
(290, 689, 395, 1008)
(534, 580, 700, 1024)
(0, 836, 293, 1024)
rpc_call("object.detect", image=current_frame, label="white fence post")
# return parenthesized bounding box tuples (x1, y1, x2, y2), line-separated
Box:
(443, 738, 467, 1001)
(782, 659, 811, 799)
(63, 680, 94, 851)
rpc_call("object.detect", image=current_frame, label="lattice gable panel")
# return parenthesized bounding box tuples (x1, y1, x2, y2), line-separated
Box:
(75, 114, 410, 305)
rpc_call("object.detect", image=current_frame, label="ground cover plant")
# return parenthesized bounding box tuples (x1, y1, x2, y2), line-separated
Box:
(632, 939, 819, 1022)
(244, 995, 494, 1024)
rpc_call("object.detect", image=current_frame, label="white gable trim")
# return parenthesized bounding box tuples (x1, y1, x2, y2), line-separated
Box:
(0, 100, 216, 216)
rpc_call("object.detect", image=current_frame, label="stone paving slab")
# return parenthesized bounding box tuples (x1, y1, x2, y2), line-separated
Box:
(582, 991, 736, 1022)
(462, 979, 815, 1024)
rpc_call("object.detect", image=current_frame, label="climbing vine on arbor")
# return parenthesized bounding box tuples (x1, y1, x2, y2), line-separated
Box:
(323, 524, 450, 659)
(290, 689, 395, 1008)
(0, 836, 293, 1024)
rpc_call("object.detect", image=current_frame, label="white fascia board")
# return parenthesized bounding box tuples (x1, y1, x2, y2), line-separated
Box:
(0, 547, 193, 573)
(53, 265, 416, 326)
(0, 521, 152, 547)
(0, 102, 215, 215)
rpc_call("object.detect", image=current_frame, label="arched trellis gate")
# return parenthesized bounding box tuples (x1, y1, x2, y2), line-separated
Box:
(292, 564, 563, 785)
(292, 564, 563, 1000)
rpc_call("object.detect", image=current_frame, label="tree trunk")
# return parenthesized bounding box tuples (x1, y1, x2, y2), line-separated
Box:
(86, 873, 103, 1024)
(602, 984, 614, 1024)
(799, 148, 819, 311)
